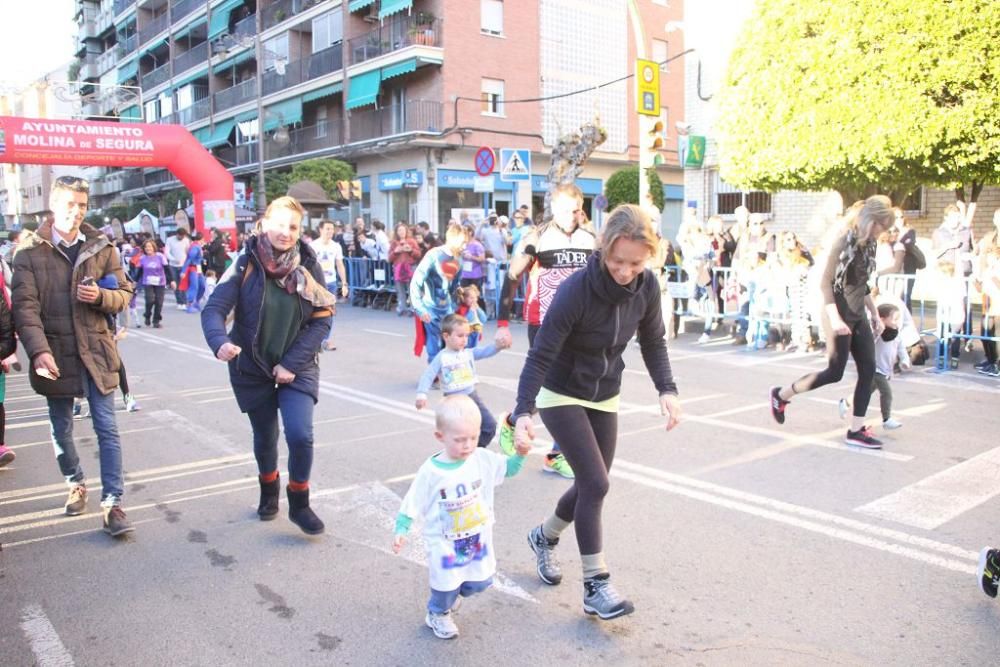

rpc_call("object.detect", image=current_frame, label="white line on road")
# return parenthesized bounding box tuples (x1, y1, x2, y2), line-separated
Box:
(12, 427, 163, 451)
(195, 396, 234, 404)
(855, 445, 1000, 529)
(19, 605, 75, 667)
(363, 328, 407, 337)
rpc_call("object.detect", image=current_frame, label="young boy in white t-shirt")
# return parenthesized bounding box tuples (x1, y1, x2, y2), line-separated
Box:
(393, 395, 530, 639)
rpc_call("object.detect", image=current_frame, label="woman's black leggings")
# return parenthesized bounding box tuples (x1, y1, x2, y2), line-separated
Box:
(790, 318, 875, 418)
(538, 405, 618, 555)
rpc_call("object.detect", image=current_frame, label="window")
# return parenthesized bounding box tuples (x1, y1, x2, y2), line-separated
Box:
(712, 171, 772, 216)
(263, 33, 289, 72)
(312, 9, 343, 52)
(158, 91, 173, 117)
(176, 85, 194, 110)
(481, 0, 503, 35)
(900, 187, 924, 213)
(481, 78, 504, 116)
(315, 106, 328, 138)
(651, 39, 668, 71)
(143, 98, 158, 122)
(390, 88, 406, 133)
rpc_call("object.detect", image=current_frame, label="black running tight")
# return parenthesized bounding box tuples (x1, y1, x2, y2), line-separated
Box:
(538, 405, 618, 555)
(118, 363, 130, 398)
(790, 318, 875, 418)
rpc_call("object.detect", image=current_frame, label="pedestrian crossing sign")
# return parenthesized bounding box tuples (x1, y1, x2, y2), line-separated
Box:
(499, 148, 531, 182)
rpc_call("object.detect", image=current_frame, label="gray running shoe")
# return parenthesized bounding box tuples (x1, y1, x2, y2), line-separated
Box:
(583, 574, 635, 620)
(528, 525, 562, 585)
(64, 484, 88, 516)
(103, 506, 135, 537)
(425, 611, 458, 639)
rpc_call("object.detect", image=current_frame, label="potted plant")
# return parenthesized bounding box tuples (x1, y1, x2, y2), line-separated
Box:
(415, 10, 435, 27)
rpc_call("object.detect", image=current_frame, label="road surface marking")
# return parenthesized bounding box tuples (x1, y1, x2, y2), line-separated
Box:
(855, 445, 1000, 529)
(19, 605, 75, 667)
(363, 328, 407, 337)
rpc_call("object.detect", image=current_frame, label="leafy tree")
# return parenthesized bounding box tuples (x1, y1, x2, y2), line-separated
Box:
(715, 0, 1000, 204)
(259, 159, 354, 206)
(604, 166, 665, 211)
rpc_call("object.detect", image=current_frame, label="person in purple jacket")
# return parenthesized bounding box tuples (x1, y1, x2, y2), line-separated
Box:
(509, 205, 682, 621)
(136, 239, 174, 328)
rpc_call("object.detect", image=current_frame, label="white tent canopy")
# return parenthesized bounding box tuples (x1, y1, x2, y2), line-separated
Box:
(123, 209, 159, 235)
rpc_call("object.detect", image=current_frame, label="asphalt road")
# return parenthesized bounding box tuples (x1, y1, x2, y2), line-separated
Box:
(2, 300, 1000, 666)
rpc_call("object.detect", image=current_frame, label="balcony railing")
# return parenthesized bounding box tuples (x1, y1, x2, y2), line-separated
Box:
(214, 120, 345, 167)
(176, 97, 211, 124)
(262, 0, 326, 31)
(122, 170, 145, 191)
(349, 16, 442, 65)
(141, 62, 171, 90)
(350, 100, 442, 142)
(138, 12, 170, 45)
(97, 49, 120, 74)
(213, 78, 257, 112)
(117, 34, 138, 58)
(145, 170, 177, 187)
(113, 0, 136, 17)
(170, 0, 203, 24)
(173, 42, 208, 76)
(261, 44, 342, 96)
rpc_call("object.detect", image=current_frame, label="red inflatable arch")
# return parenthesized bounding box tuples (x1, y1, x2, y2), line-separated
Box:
(0, 116, 235, 245)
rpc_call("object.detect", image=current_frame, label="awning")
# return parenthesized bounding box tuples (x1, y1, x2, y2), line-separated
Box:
(379, 0, 412, 21)
(212, 48, 254, 74)
(202, 119, 235, 148)
(302, 82, 342, 103)
(234, 109, 258, 123)
(381, 58, 416, 80)
(345, 70, 380, 110)
(140, 38, 168, 57)
(265, 97, 302, 131)
(173, 68, 209, 88)
(191, 127, 211, 143)
(117, 59, 139, 83)
(348, 0, 375, 12)
(208, 0, 244, 40)
(173, 18, 206, 41)
(119, 105, 142, 121)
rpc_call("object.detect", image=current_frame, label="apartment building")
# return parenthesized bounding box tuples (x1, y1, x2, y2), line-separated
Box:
(75, 0, 685, 231)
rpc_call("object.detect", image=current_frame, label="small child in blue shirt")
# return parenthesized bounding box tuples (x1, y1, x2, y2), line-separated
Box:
(415, 313, 509, 448)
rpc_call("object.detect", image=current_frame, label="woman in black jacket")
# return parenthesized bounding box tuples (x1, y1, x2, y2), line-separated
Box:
(201, 196, 335, 535)
(511, 205, 682, 620)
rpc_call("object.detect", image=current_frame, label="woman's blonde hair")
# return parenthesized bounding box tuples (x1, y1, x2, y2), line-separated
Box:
(600, 204, 659, 258)
(264, 196, 305, 219)
(843, 195, 892, 242)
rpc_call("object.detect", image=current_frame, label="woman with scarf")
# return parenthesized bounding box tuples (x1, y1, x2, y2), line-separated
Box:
(201, 196, 335, 535)
(769, 195, 894, 449)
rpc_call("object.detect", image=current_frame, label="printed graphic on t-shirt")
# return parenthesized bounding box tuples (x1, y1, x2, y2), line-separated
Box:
(523, 228, 595, 324)
(438, 483, 489, 569)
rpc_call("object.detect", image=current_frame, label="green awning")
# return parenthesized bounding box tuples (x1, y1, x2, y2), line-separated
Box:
(117, 59, 139, 83)
(174, 18, 206, 41)
(381, 58, 416, 80)
(173, 68, 209, 88)
(345, 70, 380, 110)
(265, 97, 302, 131)
(212, 48, 254, 74)
(140, 38, 168, 57)
(348, 0, 376, 12)
(235, 109, 258, 123)
(191, 127, 211, 143)
(379, 0, 412, 21)
(208, 0, 244, 40)
(119, 105, 141, 121)
(202, 119, 235, 148)
(302, 82, 343, 103)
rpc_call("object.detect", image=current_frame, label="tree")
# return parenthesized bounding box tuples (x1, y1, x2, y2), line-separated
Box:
(259, 158, 354, 208)
(604, 166, 665, 212)
(715, 0, 1000, 204)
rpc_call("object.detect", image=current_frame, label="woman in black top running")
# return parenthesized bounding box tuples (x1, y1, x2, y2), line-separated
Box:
(510, 204, 681, 620)
(769, 195, 894, 448)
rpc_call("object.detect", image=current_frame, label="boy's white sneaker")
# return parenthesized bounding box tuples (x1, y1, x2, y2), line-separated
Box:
(882, 418, 902, 430)
(425, 611, 458, 639)
(697, 333, 711, 344)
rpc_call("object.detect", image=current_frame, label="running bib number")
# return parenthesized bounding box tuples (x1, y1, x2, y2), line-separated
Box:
(146, 276, 162, 286)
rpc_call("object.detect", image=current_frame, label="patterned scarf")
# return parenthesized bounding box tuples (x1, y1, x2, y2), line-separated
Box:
(256, 233, 336, 308)
(833, 227, 877, 294)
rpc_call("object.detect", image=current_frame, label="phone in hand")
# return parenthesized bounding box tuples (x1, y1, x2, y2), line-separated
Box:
(80, 276, 96, 286)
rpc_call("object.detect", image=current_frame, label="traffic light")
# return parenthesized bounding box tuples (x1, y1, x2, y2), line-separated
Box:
(350, 180, 362, 200)
(648, 118, 665, 150)
(336, 180, 350, 200)
(639, 116, 666, 169)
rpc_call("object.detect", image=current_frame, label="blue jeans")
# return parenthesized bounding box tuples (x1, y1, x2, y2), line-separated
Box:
(467, 391, 497, 448)
(48, 370, 124, 505)
(427, 577, 493, 614)
(324, 281, 337, 343)
(246, 386, 315, 483)
(169, 265, 186, 305)
(424, 319, 443, 362)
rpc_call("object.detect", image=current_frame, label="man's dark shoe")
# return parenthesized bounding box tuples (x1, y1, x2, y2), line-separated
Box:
(287, 486, 325, 535)
(258, 474, 280, 520)
(103, 506, 135, 537)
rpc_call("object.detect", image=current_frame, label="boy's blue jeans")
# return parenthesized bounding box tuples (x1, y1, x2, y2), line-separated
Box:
(427, 577, 493, 614)
(47, 370, 124, 505)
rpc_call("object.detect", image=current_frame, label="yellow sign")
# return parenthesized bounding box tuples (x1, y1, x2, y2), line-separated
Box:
(636, 58, 660, 117)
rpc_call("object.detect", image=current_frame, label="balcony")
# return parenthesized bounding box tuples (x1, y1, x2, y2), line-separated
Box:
(261, 45, 342, 96)
(261, 0, 326, 30)
(145, 170, 177, 187)
(173, 42, 208, 76)
(97, 49, 120, 74)
(113, 0, 137, 16)
(215, 121, 345, 167)
(349, 16, 442, 65)
(121, 170, 145, 191)
(214, 78, 257, 112)
(79, 19, 99, 39)
(117, 34, 138, 58)
(350, 100, 442, 142)
(80, 54, 100, 80)
(138, 12, 170, 45)
(141, 62, 171, 90)
(176, 97, 211, 124)
(170, 0, 203, 24)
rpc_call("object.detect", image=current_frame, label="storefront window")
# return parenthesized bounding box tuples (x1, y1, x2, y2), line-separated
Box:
(388, 189, 411, 224)
(438, 188, 479, 232)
